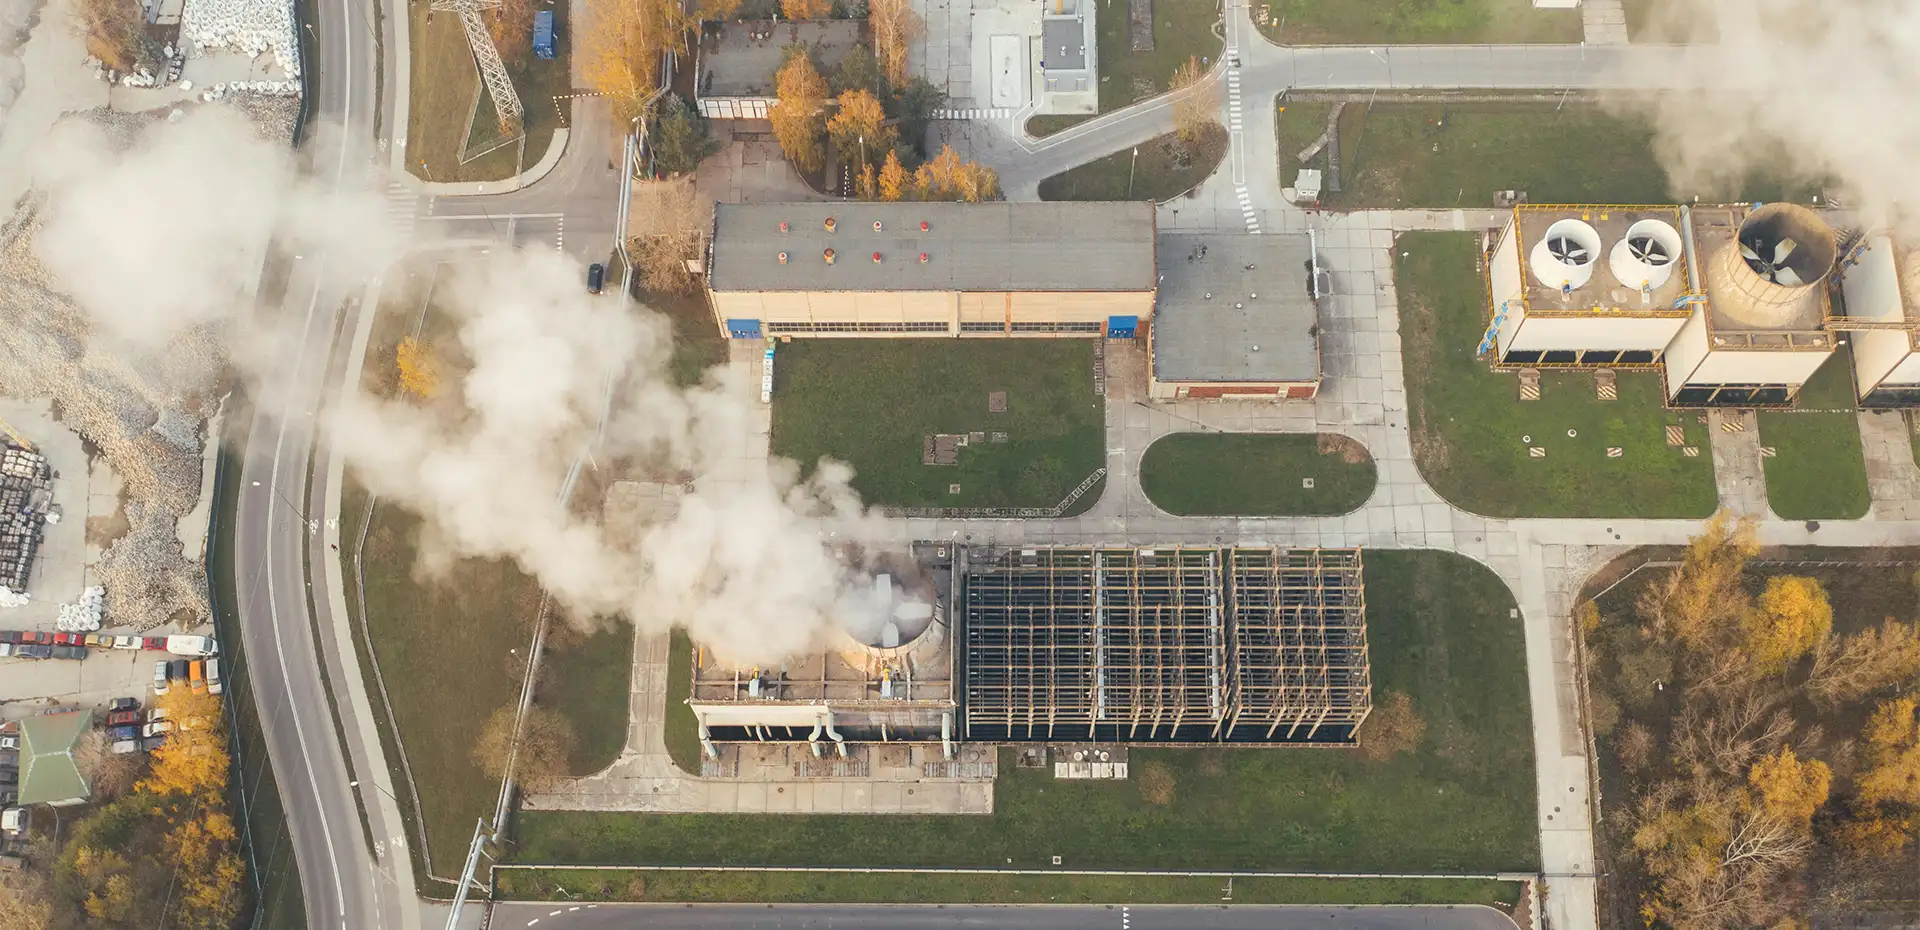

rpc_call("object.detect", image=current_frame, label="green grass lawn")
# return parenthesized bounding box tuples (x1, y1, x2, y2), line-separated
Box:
(496, 870, 1525, 907)
(406, 0, 571, 183)
(1396, 231, 1718, 518)
(544, 621, 636, 775)
(641, 290, 729, 388)
(1022, 0, 1225, 137)
(664, 629, 702, 774)
(510, 550, 1539, 875)
(1258, 0, 1581, 44)
(1139, 432, 1377, 515)
(1038, 124, 1228, 201)
(770, 340, 1105, 509)
(1276, 99, 1825, 210)
(1759, 352, 1869, 520)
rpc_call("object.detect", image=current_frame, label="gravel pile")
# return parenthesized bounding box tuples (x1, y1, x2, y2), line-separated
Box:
(0, 113, 219, 630)
(180, 0, 301, 81)
(225, 92, 300, 144)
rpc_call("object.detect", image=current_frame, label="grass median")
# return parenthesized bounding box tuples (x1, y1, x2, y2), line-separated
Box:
(1759, 351, 1869, 520)
(1139, 432, 1377, 515)
(1258, 0, 1580, 44)
(495, 869, 1526, 907)
(1396, 231, 1718, 518)
(511, 550, 1539, 877)
(1039, 125, 1228, 202)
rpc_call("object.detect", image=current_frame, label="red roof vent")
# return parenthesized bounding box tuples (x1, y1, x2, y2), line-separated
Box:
(873, 220, 883, 232)
(920, 221, 930, 232)
(919, 252, 929, 264)
(824, 217, 837, 232)
(824, 248, 836, 264)
(779, 221, 789, 233)
(778, 251, 789, 264)
(872, 251, 883, 263)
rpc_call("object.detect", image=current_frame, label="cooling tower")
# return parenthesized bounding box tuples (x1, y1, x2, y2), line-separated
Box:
(1708, 203, 1836, 328)
(1529, 219, 1602, 291)
(1609, 219, 1682, 296)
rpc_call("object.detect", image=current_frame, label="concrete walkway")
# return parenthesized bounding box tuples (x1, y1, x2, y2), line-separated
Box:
(1582, 0, 1631, 46)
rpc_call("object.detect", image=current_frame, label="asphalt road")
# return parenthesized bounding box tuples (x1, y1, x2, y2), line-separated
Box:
(489, 904, 1519, 930)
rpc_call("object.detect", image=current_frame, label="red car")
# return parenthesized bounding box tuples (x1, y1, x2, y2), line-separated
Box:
(52, 632, 77, 646)
(142, 636, 168, 651)
(107, 710, 141, 726)
(29, 631, 54, 645)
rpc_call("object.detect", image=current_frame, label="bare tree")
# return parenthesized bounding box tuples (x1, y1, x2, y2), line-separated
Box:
(1807, 618, 1920, 707)
(1673, 686, 1795, 780)
(626, 178, 713, 295)
(1169, 56, 1220, 145)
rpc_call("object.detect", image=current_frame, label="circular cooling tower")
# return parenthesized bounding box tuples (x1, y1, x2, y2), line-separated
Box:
(1609, 219, 1682, 293)
(1708, 202, 1837, 328)
(1529, 219, 1603, 291)
(837, 554, 942, 660)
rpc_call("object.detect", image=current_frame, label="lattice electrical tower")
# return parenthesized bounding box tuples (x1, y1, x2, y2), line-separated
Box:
(429, 0, 525, 131)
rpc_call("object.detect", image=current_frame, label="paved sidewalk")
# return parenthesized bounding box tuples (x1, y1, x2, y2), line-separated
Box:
(1860, 410, 1920, 520)
(1581, 0, 1631, 45)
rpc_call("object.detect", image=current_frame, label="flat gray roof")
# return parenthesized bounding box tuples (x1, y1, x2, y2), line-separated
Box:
(709, 202, 1158, 293)
(697, 21, 862, 98)
(1042, 18, 1088, 71)
(1153, 234, 1320, 383)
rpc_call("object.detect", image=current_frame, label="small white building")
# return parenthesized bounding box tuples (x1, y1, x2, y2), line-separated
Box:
(1837, 235, 1920, 407)
(1484, 205, 1696, 368)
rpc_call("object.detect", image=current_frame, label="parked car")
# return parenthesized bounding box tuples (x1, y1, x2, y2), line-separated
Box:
(26, 632, 51, 645)
(139, 735, 166, 752)
(109, 740, 139, 755)
(87, 633, 110, 648)
(168, 659, 189, 680)
(15, 645, 50, 659)
(207, 658, 223, 695)
(0, 644, 11, 658)
(107, 711, 140, 726)
(142, 636, 167, 651)
(189, 660, 206, 691)
(112, 635, 140, 650)
(110, 697, 139, 712)
(0, 631, 20, 644)
(165, 635, 218, 657)
(142, 721, 172, 738)
(0, 736, 15, 751)
(147, 707, 170, 722)
(106, 725, 139, 742)
(153, 660, 170, 695)
(587, 262, 606, 295)
(50, 645, 85, 660)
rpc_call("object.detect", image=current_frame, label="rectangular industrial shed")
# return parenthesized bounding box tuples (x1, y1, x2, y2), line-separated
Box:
(1150, 233, 1322, 399)
(704, 202, 1158, 338)
(958, 546, 1371, 745)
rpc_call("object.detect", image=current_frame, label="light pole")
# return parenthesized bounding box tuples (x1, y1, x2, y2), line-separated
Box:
(1127, 146, 1139, 199)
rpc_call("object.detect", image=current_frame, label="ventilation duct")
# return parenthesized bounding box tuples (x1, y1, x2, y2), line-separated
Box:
(1529, 219, 1602, 292)
(1609, 219, 1682, 296)
(1708, 203, 1836, 328)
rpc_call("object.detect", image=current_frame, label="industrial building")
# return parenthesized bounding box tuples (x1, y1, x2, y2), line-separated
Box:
(1835, 235, 1920, 407)
(12, 711, 91, 807)
(1150, 233, 1323, 399)
(1038, 0, 1097, 113)
(688, 545, 1372, 753)
(692, 21, 861, 120)
(704, 202, 1158, 339)
(1485, 202, 1849, 407)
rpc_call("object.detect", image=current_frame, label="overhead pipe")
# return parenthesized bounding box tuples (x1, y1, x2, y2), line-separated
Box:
(824, 712, 848, 757)
(808, 717, 825, 758)
(698, 720, 717, 760)
(941, 711, 954, 760)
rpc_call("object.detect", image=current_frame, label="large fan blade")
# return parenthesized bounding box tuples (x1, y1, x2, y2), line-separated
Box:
(1742, 242, 1764, 262)
(1565, 246, 1589, 262)
(1773, 238, 1798, 265)
(1773, 266, 1803, 287)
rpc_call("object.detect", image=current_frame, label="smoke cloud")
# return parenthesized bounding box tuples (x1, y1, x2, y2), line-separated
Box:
(1621, 0, 1920, 232)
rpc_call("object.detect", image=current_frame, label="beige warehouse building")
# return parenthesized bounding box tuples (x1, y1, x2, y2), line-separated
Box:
(704, 202, 1158, 339)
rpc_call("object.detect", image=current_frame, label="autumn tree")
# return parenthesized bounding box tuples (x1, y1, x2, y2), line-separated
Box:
(474, 704, 581, 791)
(1748, 746, 1831, 826)
(877, 149, 909, 201)
(781, 0, 832, 20)
(771, 51, 830, 173)
(1638, 512, 1759, 649)
(1857, 696, 1920, 808)
(1740, 576, 1833, 673)
(627, 178, 713, 295)
(1630, 782, 1813, 930)
(140, 688, 229, 798)
(1807, 618, 1920, 706)
(487, 0, 536, 69)
(397, 336, 440, 399)
(827, 89, 895, 169)
(584, 0, 694, 124)
(76, 0, 149, 73)
(1169, 55, 1220, 145)
(695, 0, 742, 19)
(0, 866, 53, 930)
(1362, 691, 1426, 762)
(909, 144, 999, 202)
(868, 0, 924, 84)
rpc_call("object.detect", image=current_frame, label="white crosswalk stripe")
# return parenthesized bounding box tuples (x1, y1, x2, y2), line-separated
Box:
(930, 107, 1016, 120)
(384, 182, 418, 238)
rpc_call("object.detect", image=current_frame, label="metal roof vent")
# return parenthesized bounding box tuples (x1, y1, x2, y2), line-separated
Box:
(1707, 202, 1836, 328)
(1529, 218, 1602, 291)
(824, 217, 837, 232)
(920, 221, 930, 232)
(779, 221, 789, 233)
(778, 251, 788, 264)
(1608, 219, 1681, 297)
(919, 252, 929, 263)
(872, 252, 883, 263)
(873, 220, 883, 232)
(824, 248, 836, 264)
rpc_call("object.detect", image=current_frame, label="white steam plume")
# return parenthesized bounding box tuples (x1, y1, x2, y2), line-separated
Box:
(1621, 0, 1920, 231)
(329, 251, 893, 667)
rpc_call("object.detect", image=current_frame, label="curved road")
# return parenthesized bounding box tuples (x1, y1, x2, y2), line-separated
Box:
(489, 904, 1519, 930)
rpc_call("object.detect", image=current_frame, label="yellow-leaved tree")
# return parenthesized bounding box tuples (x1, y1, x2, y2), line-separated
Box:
(781, 0, 832, 19)
(771, 52, 830, 173)
(139, 688, 229, 798)
(397, 336, 440, 399)
(868, 0, 923, 84)
(877, 150, 909, 201)
(826, 88, 894, 169)
(583, 0, 693, 124)
(1746, 746, 1831, 826)
(1858, 696, 1920, 807)
(1741, 576, 1833, 673)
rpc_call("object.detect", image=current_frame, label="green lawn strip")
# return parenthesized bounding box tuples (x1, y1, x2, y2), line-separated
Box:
(510, 551, 1539, 875)
(1139, 433, 1376, 515)
(641, 290, 729, 388)
(769, 340, 1105, 509)
(543, 621, 636, 776)
(1039, 125, 1227, 202)
(406, 0, 571, 183)
(494, 869, 1524, 907)
(1025, 114, 1093, 138)
(1395, 231, 1718, 518)
(1759, 352, 1868, 520)
(664, 629, 702, 774)
(1095, 0, 1225, 112)
(1259, 0, 1580, 44)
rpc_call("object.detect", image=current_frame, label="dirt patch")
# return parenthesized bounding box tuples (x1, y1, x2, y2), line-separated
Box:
(1317, 433, 1369, 465)
(84, 484, 130, 548)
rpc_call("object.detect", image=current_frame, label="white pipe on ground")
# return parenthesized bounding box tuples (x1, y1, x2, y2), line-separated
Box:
(824, 712, 847, 757)
(942, 711, 953, 760)
(808, 718, 824, 758)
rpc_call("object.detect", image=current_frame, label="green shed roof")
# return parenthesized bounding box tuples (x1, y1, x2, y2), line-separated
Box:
(17, 711, 91, 806)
